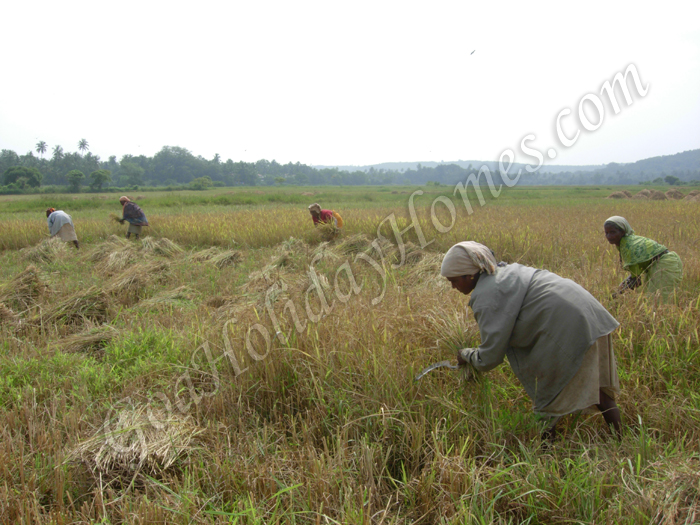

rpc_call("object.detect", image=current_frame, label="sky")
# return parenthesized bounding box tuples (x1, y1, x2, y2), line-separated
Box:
(1, 1, 698, 168)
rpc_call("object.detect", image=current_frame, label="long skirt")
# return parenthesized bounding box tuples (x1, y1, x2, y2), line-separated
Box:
(538, 333, 620, 417)
(645, 251, 683, 301)
(56, 223, 78, 242)
(127, 224, 143, 235)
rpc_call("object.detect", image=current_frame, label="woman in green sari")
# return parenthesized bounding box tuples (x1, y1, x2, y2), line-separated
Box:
(603, 216, 683, 301)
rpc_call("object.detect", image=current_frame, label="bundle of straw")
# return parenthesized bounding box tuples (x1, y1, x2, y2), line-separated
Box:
(137, 286, 195, 308)
(141, 237, 185, 258)
(36, 286, 109, 325)
(67, 405, 204, 479)
(57, 325, 119, 353)
(0, 302, 17, 324)
(0, 265, 48, 311)
(210, 250, 242, 269)
(22, 237, 68, 263)
(188, 247, 222, 263)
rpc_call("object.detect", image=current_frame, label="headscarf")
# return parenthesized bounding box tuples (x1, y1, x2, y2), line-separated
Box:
(308, 203, 322, 214)
(604, 216, 634, 236)
(441, 241, 498, 277)
(119, 196, 130, 204)
(46, 207, 56, 217)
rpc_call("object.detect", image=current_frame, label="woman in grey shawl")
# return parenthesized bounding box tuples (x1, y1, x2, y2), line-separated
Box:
(442, 241, 622, 440)
(46, 208, 79, 249)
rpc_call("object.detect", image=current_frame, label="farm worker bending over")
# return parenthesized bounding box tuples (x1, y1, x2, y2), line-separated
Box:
(603, 216, 682, 302)
(442, 241, 622, 441)
(46, 208, 79, 249)
(308, 203, 343, 229)
(119, 196, 149, 240)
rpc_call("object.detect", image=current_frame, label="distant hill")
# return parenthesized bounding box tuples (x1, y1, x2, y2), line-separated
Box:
(316, 149, 699, 177)
(315, 160, 602, 174)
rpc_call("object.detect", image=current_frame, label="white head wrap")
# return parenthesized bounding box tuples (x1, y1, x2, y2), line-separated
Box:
(308, 203, 322, 213)
(441, 241, 498, 277)
(604, 216, 634, 236)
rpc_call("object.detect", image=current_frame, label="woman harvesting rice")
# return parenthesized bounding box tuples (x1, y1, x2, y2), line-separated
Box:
(442, 241, 622, 440)
(119, 196, 149, 240)
(46, 208, 79, 249)
(308, 203, 343, 229)
(603, 216, 683, 301)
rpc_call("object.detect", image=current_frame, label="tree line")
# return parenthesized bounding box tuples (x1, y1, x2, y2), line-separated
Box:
(1, 141, 698, 194)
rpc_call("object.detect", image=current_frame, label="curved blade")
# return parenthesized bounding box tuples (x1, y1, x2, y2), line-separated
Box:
(414, 360, 460, 381)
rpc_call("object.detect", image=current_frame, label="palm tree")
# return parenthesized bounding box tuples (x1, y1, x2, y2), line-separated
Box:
(78, 139, 89, 156)
(36, 141, 47, 158)
(52, 145, 64, 161)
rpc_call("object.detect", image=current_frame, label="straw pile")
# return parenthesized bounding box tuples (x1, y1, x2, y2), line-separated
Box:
(137, 286, 196, 308)
(141, 237, 184, 258)
(188, 247, 222, 263)
(67, 405, 204, 480)
(37, 286, 109, 325)
(665, 189, 684, 200)
(683, 190, 700, 201)
(607, 191, 629, 199)
(22, 237, 68, 263)
(210, 250, 242, 269)
(0, 265, 48, 311)
(57, 325, 119, 353)
(335, 233, 373, 255)
(633, 189, 651, 200)
(649, 189, 668, 201)
(104, 260, 170, 304)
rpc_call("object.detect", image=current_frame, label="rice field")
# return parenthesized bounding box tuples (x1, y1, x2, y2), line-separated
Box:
(1, 185, 699, 524)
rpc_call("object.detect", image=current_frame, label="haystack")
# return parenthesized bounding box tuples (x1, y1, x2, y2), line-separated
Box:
(0, 265, 48, 311)
(648, 189, 668, 201)
(606, 191, 629, 199)
(622, 190, 633, 198)
(57, 325, 119, 353)
(665, 189, 684, 200)
(683, 190, 700, 201)
(22, 237, 68, 263)
(633, 189, 651, 200)
(141, 237, 184, 258)
(37, 286, 109, 325)
(67, 405, 204, 479)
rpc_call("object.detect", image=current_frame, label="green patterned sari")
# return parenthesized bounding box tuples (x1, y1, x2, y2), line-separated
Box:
(618, 235, 683, 300)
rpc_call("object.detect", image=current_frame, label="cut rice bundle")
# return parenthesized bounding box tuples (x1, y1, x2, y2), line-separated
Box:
(36, 286, 110, 325)
(188, 247, 223, 263)
(137, 286, 196, 308)
(22, 237, 69, 263)
(141, 237, 185, 258)
(67, 404, 204, 479)
(210, 250, 242, 269)
(0, 265, 48, 311)
(57, 325, 119, 353)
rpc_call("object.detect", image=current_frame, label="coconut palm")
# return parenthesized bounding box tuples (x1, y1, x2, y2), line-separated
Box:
(36, 141, 47, 158)
(78, 139, 89, 156)
(52, 145, 64, 161)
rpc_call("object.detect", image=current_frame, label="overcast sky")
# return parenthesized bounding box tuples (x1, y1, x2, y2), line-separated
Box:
(1, 1, 698, 168)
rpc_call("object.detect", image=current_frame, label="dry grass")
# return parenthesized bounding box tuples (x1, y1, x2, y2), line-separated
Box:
(607, 191, 629, 199)
(0, 264, 48, 311)
(210, 249, 242, 268)
(34, 286, 109, 325)
(649, 189, 668, 201)
(21, 236, 69, 263)
(141, 237, 185, 257)
(67, 405, 204, 481)
(57, 325, 119, 353)
(633, 189, 651, 199)
(665, 188, 685, 200)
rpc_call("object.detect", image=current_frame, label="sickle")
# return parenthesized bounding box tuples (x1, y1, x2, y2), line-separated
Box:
(414, 360, 460, 381)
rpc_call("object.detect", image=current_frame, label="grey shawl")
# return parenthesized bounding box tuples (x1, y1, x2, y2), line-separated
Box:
(465, 263, 619, 411)
(47, 210, 74, 237)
